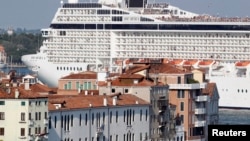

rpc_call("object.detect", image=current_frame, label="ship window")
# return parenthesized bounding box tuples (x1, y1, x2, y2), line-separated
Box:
(246, 90, 248, 93)
(112, 16, 122, 21)
(85, 24, 96, 29)
(60, 31, 66, 36)
(97, 24, 103, 29)
(97, 9, 110, 14)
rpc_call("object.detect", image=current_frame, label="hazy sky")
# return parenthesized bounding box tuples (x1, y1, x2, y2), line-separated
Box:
(0, 0, 250, 29)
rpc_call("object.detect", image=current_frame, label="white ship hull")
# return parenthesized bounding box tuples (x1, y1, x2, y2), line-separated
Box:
(210, 77, 250, 109)
(21, 0, 250, 108)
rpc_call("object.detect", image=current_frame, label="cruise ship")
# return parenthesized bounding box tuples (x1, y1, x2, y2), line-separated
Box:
(21, 0, 250, 108)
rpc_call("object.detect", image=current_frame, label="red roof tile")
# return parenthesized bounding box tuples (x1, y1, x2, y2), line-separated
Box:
(48, 94, 149, 111)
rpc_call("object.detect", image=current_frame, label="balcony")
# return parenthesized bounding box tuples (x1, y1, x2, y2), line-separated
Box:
(195, 108, 206, 114)
(195, 95, 208, 102)
(169, 83, 206, 90)
(194, 120, 206, 127)
(175, 125, 184, 132)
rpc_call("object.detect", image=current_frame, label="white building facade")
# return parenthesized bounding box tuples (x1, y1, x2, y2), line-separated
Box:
(48, 95, 150, 141)
(0, 96, 48, 141)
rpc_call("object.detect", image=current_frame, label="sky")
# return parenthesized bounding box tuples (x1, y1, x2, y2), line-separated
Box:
(0, 0, 250, 29)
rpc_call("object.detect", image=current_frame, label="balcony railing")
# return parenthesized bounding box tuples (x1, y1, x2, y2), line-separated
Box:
(169, 83, 206, 90)
(195, 95, 208, 102)
(194, 120, 206, 127)
(195, 108, 206, 114)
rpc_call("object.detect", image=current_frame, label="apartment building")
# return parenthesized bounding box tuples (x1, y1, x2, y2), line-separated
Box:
(0, 73, 49, 141)
(97, 69, 180, 141)
(48, 94, 150, 141)
(147, 62, 219, 141)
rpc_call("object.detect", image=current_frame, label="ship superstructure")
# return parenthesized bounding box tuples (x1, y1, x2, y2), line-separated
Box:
(21, 0, 250, 108)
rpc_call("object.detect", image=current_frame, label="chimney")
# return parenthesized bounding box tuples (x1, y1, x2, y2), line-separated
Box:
(113, 96, 117, 106)
(136, 100, 139, 104)
(103, 97, 107, 106)
(24, 79, 30, 90)
(15, 89, 19, 98)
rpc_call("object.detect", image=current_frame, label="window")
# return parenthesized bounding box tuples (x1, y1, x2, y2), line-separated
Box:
(76, 82, 80, 89)
(177, 76, 181, 84)
(116, 135, 118, 141)
(124, 89, 128, 93)
(0, 128, 4, 136)
(85, 114, 88, 125)
(124, 111, 126, 122)
(116, 111, 118, 123)
(177, 90, 185, 98)
(84, 82, 88, 89)
(45, 112, 48, 119)
(21, 128, 25, 136)
(0, 101, 5, 105)
(21, 112, 25, 121)
(87, 82, 91, 89)
(92, 113, 94, 125)
(0, 112, 4, 120)
(110, 111, 112, 123)
(29, 113, 32, 120)
(111, 88, 115, 93)
(180, 102, 184, 111)
(71, 115, 74, 127)
(110, 135, 112, 141)
(55, 116, 57, 128)
(49, 117, 52, 129)
(140, 110, 142, 121)
(21, 101, 25, 106)
(79, 114, 82, 126)
(39, 112, 41, 120)
(28, 128, 31, 135)
(68, 82, 72, 90)
(103, 112, 105, 123)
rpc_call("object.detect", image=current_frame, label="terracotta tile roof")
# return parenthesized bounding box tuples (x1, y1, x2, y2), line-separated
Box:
(29, 83, 57, 94)
(99, 74, 157, 86)
(125, 65, 150, 74)
(48, 94, 149, 111)
(202, 83, 217, 96)
(0, 84, 48, 99)
(119, 74, 144, 79)
(60, 71, 97, 79)
(148, 63, 191, 74)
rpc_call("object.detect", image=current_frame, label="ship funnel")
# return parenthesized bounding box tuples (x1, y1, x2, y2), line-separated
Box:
(68, 0, 78, 3)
